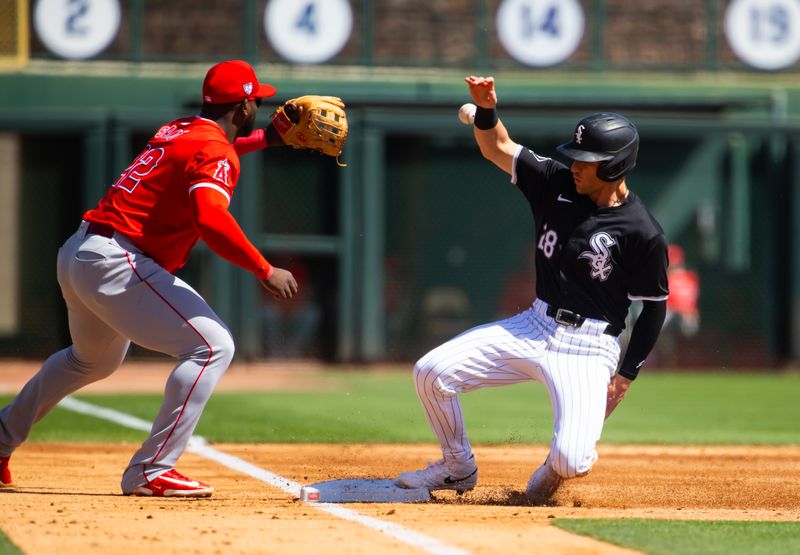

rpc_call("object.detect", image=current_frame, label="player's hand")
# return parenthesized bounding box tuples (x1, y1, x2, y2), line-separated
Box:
(264, 104, 303, 147)
(282, 102, 303, 124)
(465, 76, 498, 109)
(260, 267, 298, 300)
(605, 374, 632, 420)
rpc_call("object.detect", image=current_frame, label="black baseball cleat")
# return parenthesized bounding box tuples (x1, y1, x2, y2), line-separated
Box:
(395, 456, 478, 493)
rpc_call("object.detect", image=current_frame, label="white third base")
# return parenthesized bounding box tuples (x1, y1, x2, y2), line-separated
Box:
(299, 479, 430, 503)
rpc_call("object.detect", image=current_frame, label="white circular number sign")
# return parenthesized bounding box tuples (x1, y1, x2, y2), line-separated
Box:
(34, 0, 121, 60)
(725, 0, 800, 70)
(496, 0, 585, 67)
(264, 0, 353, 64)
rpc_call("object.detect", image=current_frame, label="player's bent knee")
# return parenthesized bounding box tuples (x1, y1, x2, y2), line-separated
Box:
(412, 359, 454, 397)
(183, 323, 235, 370)
(65, 345, 125, 380)
(412, 358, 432, 382)
(411, 360, 430, 389)
(209, 331, 235, 368)
(552, 461, 591, 480)
(549, 448, 598, 479)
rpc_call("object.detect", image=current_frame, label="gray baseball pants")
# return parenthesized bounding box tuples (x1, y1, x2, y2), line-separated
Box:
(0, 221, 234, 493)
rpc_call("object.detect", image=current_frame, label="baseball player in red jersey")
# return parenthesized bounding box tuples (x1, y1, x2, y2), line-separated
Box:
(0, 60, 299, 496)
(664, 244, 700, 336)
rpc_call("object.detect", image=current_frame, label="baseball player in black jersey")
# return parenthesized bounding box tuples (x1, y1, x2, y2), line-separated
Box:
(395, 76, 669, 503)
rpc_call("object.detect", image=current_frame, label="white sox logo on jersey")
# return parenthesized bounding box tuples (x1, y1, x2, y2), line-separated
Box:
(579, 232, 616, 281)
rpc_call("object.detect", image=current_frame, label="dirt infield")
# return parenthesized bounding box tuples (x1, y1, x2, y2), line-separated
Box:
(2, 361, 799, 553)
(2, 442, 799, 555)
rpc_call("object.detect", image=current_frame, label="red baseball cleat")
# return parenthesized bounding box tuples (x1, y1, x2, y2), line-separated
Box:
(0, 456, 12, 487)
(129, 469, 213, 498)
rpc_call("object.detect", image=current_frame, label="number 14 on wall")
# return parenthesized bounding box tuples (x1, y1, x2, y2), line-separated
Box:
(496, 0, 585, 67)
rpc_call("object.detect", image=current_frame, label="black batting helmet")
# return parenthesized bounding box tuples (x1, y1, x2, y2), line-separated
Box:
(556, 113, 639, 182)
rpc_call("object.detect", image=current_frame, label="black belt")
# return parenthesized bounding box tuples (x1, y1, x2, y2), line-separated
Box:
(545, 305, 622, 337)
(86, 221, 116, 238)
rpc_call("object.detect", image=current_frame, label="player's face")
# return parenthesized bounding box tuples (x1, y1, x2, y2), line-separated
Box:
(237, 98, 262, 138)
(571, 160, 603, 195)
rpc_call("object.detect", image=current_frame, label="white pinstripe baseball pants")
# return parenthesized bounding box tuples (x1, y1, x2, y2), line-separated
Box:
(413, 298, 621, 479)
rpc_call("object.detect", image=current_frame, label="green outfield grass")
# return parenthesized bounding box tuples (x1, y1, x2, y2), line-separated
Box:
(1, 370, 797, 555)
(553, 519, 800, 555)
(0, 533, 22, 555)
(0, 370, 797, 445)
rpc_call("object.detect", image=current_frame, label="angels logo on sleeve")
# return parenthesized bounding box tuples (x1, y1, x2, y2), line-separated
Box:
(579, 232, 616, 281)
(213, 159, 231, 186)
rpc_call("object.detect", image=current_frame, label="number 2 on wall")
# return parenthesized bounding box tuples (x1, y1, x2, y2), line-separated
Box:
(65, 0, 89, 36)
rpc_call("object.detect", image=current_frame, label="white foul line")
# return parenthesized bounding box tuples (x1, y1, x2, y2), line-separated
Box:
(57, 396, 473, 555)
(59, 396, 153, 432)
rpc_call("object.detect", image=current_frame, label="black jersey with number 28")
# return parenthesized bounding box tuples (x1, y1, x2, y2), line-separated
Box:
(513, 147, 669, 330)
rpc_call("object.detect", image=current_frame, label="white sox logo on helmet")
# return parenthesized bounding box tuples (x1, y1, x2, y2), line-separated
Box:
(243, 82, 253, 96)
(579, 232, 616, 281)
(575, 125, 585, 144)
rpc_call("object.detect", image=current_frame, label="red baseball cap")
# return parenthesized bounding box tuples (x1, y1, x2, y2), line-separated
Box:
(202, 60, 277, 104)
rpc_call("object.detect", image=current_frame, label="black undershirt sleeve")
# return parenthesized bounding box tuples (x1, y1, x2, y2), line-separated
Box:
(618, 300, 667, 380)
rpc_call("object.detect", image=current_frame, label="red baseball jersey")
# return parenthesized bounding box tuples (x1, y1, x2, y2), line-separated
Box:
(666, 268, 700, 315)
(85, 117, 240, 273)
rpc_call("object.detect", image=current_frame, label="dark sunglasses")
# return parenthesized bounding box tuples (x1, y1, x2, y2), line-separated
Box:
(255, 97, 262, 108)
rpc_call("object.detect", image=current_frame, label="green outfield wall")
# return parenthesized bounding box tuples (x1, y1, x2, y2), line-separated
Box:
(1, 62, 799, 366)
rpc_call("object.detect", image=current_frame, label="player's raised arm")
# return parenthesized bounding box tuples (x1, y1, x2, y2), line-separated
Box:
(231, 108, 290, 155)
(465, 76, 519, 175)
(234, 96, 348, 163)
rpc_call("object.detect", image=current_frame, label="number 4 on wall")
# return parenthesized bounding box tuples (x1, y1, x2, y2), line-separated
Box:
(265, 0, 353, 64)
(295, 3, 318, 35)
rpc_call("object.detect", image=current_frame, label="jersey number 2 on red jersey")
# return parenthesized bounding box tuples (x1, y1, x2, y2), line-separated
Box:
(114, 145, 165, 193)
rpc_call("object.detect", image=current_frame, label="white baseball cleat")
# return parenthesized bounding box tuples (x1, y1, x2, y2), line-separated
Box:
(525, 462, 563, 504)
(395, 455, 478, 493)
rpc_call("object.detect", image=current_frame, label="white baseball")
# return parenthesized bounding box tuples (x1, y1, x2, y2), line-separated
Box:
(458, 103, 476, 125)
